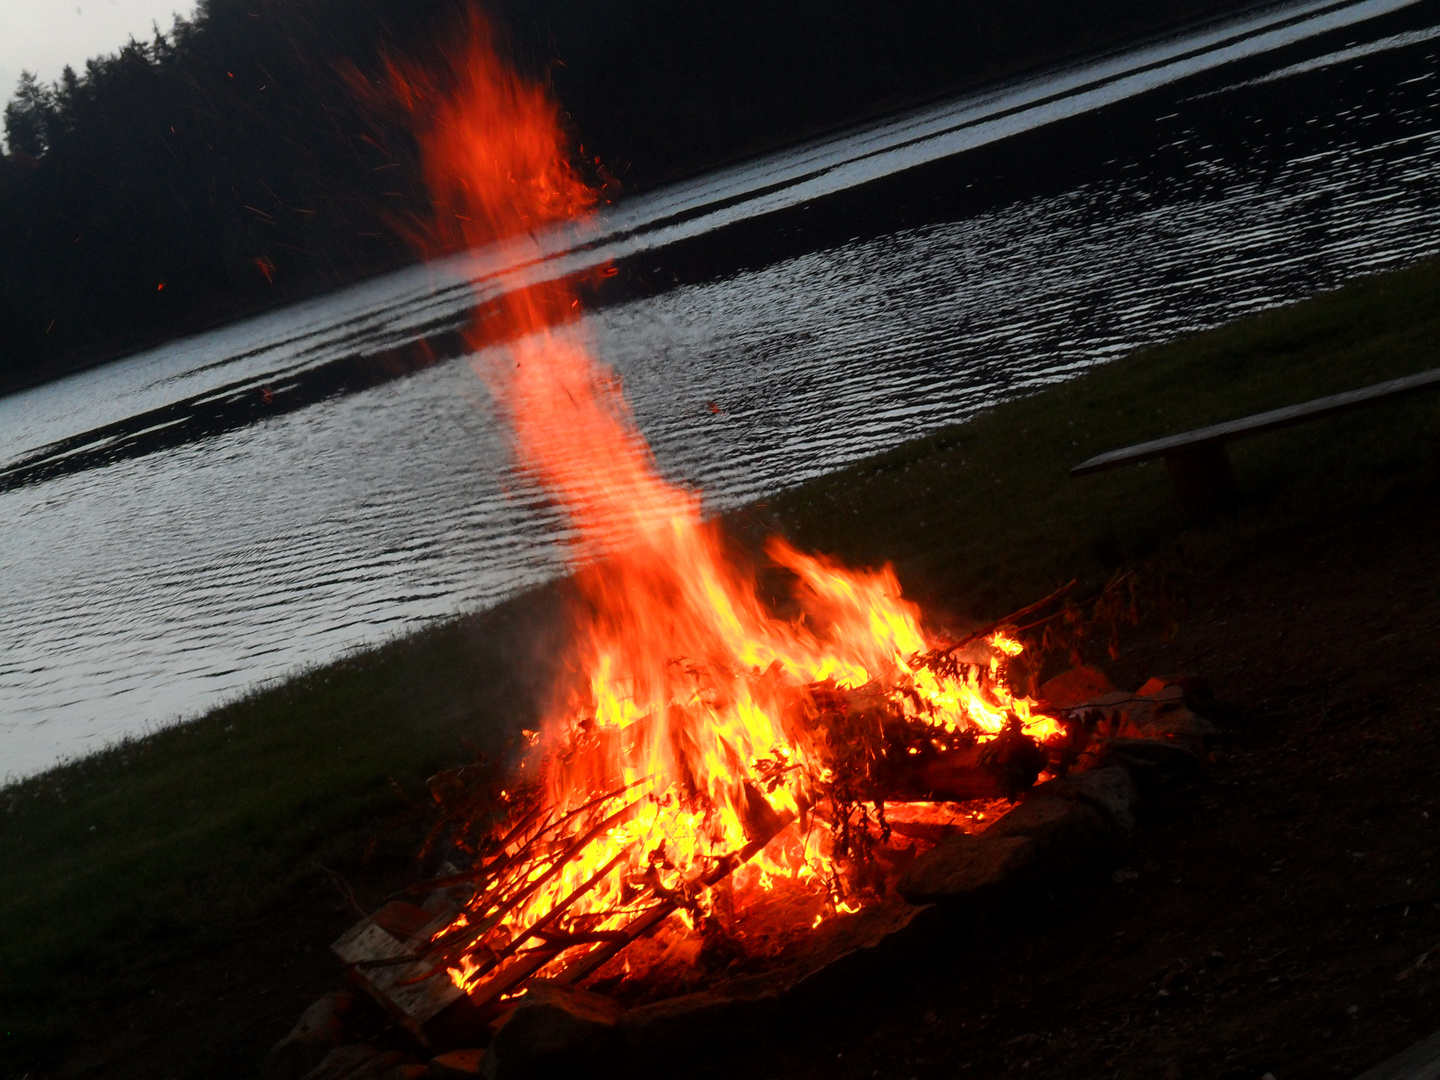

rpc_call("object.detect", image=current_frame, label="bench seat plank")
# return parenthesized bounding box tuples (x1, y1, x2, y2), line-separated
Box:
(1070, 366, 1440, 476)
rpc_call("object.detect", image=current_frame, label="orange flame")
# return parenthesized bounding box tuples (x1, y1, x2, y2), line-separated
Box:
(387, 16, 1060, 993)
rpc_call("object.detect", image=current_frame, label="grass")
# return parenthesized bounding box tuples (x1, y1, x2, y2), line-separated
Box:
(2, 256, 1438, 1069)
(0, 585, 570, 1065)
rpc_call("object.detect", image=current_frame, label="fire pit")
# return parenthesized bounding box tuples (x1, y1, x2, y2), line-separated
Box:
(262, 657, 1214, 1080)
(341, 569, 1072, 1017)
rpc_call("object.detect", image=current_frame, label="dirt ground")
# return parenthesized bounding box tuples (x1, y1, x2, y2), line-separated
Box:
(41, 486, 1440, 1080)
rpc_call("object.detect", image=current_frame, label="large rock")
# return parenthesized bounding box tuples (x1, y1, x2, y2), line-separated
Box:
(1039, 665, 1115, 709)
(430, 1048, 487, 1077)
(300, 1045, 386, 1080)
(620, 990, 767, 1060)
(1108, 686, 1217, 742)
(264, 992, 360, 1080)
(896, 833, 1037, 906)
(1136, 673, 1213, 707)
(481, 982, 622, 1080)
(350, 1053, 413, 1080)
(619, 897, 938, 1064)
(1039, 765, 1141, 837)
(986, 793, 1113, 873)
(1094, 736, 1201, 794)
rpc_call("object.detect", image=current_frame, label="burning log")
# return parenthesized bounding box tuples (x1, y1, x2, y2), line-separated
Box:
(459, 810, 798, 1013)
(880, 726, 1050, 802)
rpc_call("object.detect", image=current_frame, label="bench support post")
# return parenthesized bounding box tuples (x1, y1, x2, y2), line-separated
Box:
(1163, 443, 1236, 518)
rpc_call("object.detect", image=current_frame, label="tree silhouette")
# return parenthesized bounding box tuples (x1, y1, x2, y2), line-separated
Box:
(3, 71, 56, 159)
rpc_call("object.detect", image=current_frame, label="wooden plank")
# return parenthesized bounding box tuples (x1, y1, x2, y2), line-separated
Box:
(333, 919, 470, 1030)
(1353, 1029, 1440, 1080)
(1070, 367, 1440, 476)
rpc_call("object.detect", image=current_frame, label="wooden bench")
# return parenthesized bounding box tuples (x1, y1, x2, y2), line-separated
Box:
(1070, 367, 1440, 515)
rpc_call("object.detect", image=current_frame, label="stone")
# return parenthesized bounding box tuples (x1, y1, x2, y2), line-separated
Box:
(620, 990, 762, 1060)
(1096, 737, 1201, 794)
(1039, 665, 1115, 709)
(1086, 690, 1138, 709)
(350, 1052, 414, 1080)
(1062, 686, 1216, 751)
(1136, 673, 1212, 705)
(619, 898, 938, 1064)
(986, 793, 1113, 873)
(300, 1045, 383, 1080)
(430, 1048, 487, 1077)
(481, 982, 621, 1080)
(1113, 692, 1216, 742)
(896, 832, 1037, 906)
(787, 900, 945, 1008)
(1041, 765, 1141, 837)
(264, 992, 361, 1080)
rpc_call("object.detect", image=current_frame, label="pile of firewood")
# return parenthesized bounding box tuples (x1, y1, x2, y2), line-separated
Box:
(264, 572, 1206, 1080)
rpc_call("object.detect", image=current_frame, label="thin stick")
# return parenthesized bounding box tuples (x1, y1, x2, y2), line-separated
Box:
(424, 797, 645, 960)
(922, 580, 1077, 663)
(554, 810, 797, 988)
(426, 843, 637, 987)
(407, 778, 648, 895)
(463, 944, 567, 1010)
(501, 845, 635, 956)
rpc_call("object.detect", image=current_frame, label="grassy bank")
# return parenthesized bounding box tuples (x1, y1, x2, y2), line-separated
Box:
(3, 257, 1439, 1071)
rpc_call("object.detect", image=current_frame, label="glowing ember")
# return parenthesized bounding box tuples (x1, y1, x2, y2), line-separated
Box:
(385, 15, 1064, 1001)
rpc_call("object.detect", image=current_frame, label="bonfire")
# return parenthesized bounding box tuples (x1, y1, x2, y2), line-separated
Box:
(352, 14, 1106, 1020)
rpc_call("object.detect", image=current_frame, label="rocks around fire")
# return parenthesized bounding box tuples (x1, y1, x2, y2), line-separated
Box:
(480, 982, 622, 1079)
(896, 833, 1038, 906)
(988, 789, 1113, 865)
(299, 1044, 413, 1080)
(1095, 736, 1202, 793)
(453, 754, 1158, 1074)
(1038, 664, 1115, 708)
(274, 669, 1218, 1080)
(264, 991, 360, 1080)
(1078, 677, 1219, 748)
(429, 1048, 486, 1078)
(1036, 763, 1141, 838)
(618, 897, 942, 1065)
(264, 990, 433, 1080)
(897, 764, 1140, 907)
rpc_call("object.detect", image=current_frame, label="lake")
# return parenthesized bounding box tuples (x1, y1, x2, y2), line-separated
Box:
(3, 0, 1439, 779)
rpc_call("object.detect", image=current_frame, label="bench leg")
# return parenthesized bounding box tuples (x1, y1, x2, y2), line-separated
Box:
(1163, 444, 1237, 518)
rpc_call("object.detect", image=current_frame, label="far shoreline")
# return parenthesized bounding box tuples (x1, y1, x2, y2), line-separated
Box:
(0, 0, 1274, 400)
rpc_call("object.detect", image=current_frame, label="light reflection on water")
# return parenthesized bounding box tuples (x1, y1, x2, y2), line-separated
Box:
(3, 0, 1440, 778)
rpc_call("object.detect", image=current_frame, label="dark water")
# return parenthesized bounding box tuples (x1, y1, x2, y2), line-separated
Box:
(4, 0, 1440, 779)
